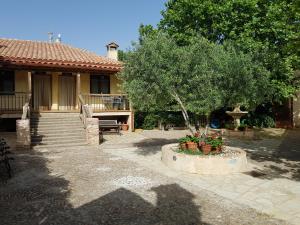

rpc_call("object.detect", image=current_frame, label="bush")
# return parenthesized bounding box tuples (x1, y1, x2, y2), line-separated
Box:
(142, 113, 159, 130)
(242, 113, 275, 128)
(135, 111, 186, 130)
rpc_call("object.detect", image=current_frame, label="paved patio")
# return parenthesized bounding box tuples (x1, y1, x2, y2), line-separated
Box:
(0, 129, 298, 224)
(102, 129, 300, 225)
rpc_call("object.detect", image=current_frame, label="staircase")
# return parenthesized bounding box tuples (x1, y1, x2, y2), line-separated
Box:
(30, 113, 87, 150)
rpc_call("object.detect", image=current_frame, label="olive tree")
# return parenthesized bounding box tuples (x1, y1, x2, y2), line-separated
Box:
(118, 32, 271, 133)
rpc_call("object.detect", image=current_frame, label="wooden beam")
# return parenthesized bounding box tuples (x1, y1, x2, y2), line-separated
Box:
(27, 71, 32, 93)
(76, 73, 81, 109)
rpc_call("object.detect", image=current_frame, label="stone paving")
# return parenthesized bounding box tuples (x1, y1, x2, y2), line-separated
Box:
(0, 131, 288, 225)
(101, 129, 300, 225)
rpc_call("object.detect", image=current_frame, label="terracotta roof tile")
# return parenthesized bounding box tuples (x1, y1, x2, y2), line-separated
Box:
(0, 38, 122, 71)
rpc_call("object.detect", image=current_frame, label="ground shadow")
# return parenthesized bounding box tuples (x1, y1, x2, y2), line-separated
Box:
(134, 138, 178, 156)
(77, 184, 207, 225)
(0, 146, 208, 225)
(229, 129, 300, 181)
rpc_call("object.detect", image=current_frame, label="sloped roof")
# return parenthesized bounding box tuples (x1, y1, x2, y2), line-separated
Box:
(0, 38, 122, 71)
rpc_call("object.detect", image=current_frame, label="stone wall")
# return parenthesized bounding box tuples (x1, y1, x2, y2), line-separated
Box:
(85, 118, 99, 145)
(16, 119, 31, 150)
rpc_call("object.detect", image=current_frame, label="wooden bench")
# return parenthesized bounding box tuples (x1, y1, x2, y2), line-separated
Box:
(99, 120, 121, 135)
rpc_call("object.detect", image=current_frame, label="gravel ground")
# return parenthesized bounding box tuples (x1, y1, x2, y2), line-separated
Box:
(0, 142, 287, 225)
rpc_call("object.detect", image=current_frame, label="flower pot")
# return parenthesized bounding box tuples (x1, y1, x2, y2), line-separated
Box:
(121, 124, 129, 131)
(186, 142, 198, 151)
(202, 144, 212, 155)
(198, 141, 205, 149)
(180, 143, 187, 150)
(213, 146, 222, 154)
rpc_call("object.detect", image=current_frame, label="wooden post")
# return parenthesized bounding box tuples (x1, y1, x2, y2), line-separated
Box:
(76, 73, 81, 109)
(27, 71, 32, 93)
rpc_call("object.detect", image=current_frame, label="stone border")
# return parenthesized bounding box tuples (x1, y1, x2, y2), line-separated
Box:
(161, 144, 248, 174)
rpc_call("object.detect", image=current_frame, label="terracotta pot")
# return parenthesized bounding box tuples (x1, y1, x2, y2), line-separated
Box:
(121, 124, 129, 131)
(186, 142, 198, 151)
(202, 144, 212, 155)
(180, 143, 187, 150)
(213, 146, 222, 154)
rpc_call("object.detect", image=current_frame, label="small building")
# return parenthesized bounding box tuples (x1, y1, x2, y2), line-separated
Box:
(0, 38, 133, 132)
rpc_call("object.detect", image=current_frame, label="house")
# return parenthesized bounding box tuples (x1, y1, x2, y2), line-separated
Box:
(0, 38, 133, 147)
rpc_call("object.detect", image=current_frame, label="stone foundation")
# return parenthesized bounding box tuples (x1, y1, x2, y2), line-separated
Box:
(162, 144, 248, 174)
(16, 119, 31, 150)
(222, 129, 255, 139)
(86, 118, 99, 145)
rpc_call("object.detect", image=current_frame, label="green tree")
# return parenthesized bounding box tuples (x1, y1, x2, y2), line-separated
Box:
(157, 0, 300, 101)
(118, 32, 271, 133)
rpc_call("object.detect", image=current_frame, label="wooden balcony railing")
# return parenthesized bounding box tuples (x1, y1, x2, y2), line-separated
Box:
(81, 94, 130, 112)
(0, 92, 31, 113)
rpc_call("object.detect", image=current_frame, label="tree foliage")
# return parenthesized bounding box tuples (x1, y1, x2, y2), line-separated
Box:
(118, 32, 271, 133)
(150, 0, 300, 100)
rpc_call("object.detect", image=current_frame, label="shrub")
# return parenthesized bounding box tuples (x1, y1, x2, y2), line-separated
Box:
(242, 113, 275, 128)
(142, 113, 159, 130)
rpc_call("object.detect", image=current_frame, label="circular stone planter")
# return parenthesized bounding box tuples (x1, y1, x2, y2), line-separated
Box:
(161, 144, 248, 175)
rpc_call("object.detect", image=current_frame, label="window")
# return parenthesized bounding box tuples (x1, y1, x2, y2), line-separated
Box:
(90, 75, 110, 94)
(0, 70, 15, 94)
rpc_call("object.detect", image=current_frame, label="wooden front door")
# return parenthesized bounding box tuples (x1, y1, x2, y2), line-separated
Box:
(32, 74, 52, 111)
(59, 75, 76, 110)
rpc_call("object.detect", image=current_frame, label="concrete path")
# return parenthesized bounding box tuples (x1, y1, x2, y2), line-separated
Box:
(0, 131, 287, 225)
(102, 129, 300, 225)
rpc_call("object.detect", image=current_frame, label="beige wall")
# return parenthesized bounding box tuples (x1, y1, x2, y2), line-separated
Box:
(51, 72, 60, 110)
(80, 73, 90, 94)
(110, 74, 122, 94)
(15, 70, 29, 92)
(293, 92, 300, 127)
(80, 73, 122, 94)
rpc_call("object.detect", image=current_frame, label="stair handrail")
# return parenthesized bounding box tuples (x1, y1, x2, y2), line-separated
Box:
(79, 94, 93, 128)
(21, 93, 32, 120)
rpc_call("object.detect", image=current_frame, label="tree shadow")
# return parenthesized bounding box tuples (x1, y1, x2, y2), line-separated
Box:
(0, 147, 208, 225)
(134, 138, 178, 156)
(229, 129, 300, 181)
(77, 184, 207, 225)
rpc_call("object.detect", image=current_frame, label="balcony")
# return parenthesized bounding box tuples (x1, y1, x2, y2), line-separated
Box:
(0, 92, 31, 113)
(80, 94, 130, 112)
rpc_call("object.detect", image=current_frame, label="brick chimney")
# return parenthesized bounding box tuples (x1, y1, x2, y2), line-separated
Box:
(106, 42, 119, 60)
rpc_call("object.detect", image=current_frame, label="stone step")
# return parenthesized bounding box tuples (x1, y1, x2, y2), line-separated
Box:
(31, 139, 87, 146)
(30, 128, 85, 133)
(31, 134, 85, 141)
(31, 113, 79, 117)
(30, 124, 84, 128)
(31, 143, 88, 149)
(31, 130, 85, 135)
(30, 124, 82, 127)
(30, 119, 81, 123)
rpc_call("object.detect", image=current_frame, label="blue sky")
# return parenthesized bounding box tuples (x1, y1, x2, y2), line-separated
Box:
(0, 0, 166, 55)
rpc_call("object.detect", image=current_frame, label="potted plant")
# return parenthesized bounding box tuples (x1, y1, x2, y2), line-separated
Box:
(202, 143, 212, 155)
(186, 136, 199, 151)
(178, 137, 189, 150)
(209, 136, 223, 153)
(121, 123, 129, 131)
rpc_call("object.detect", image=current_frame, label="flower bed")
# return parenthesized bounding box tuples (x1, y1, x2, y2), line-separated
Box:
(161, 144, 248, 174)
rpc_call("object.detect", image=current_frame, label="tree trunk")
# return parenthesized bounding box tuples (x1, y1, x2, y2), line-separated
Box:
(171, 91, 194, 134)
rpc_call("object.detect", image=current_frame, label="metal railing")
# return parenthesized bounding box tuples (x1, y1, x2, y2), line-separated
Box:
(0, 92, 31, 112)
(81, 94, 130, 112)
